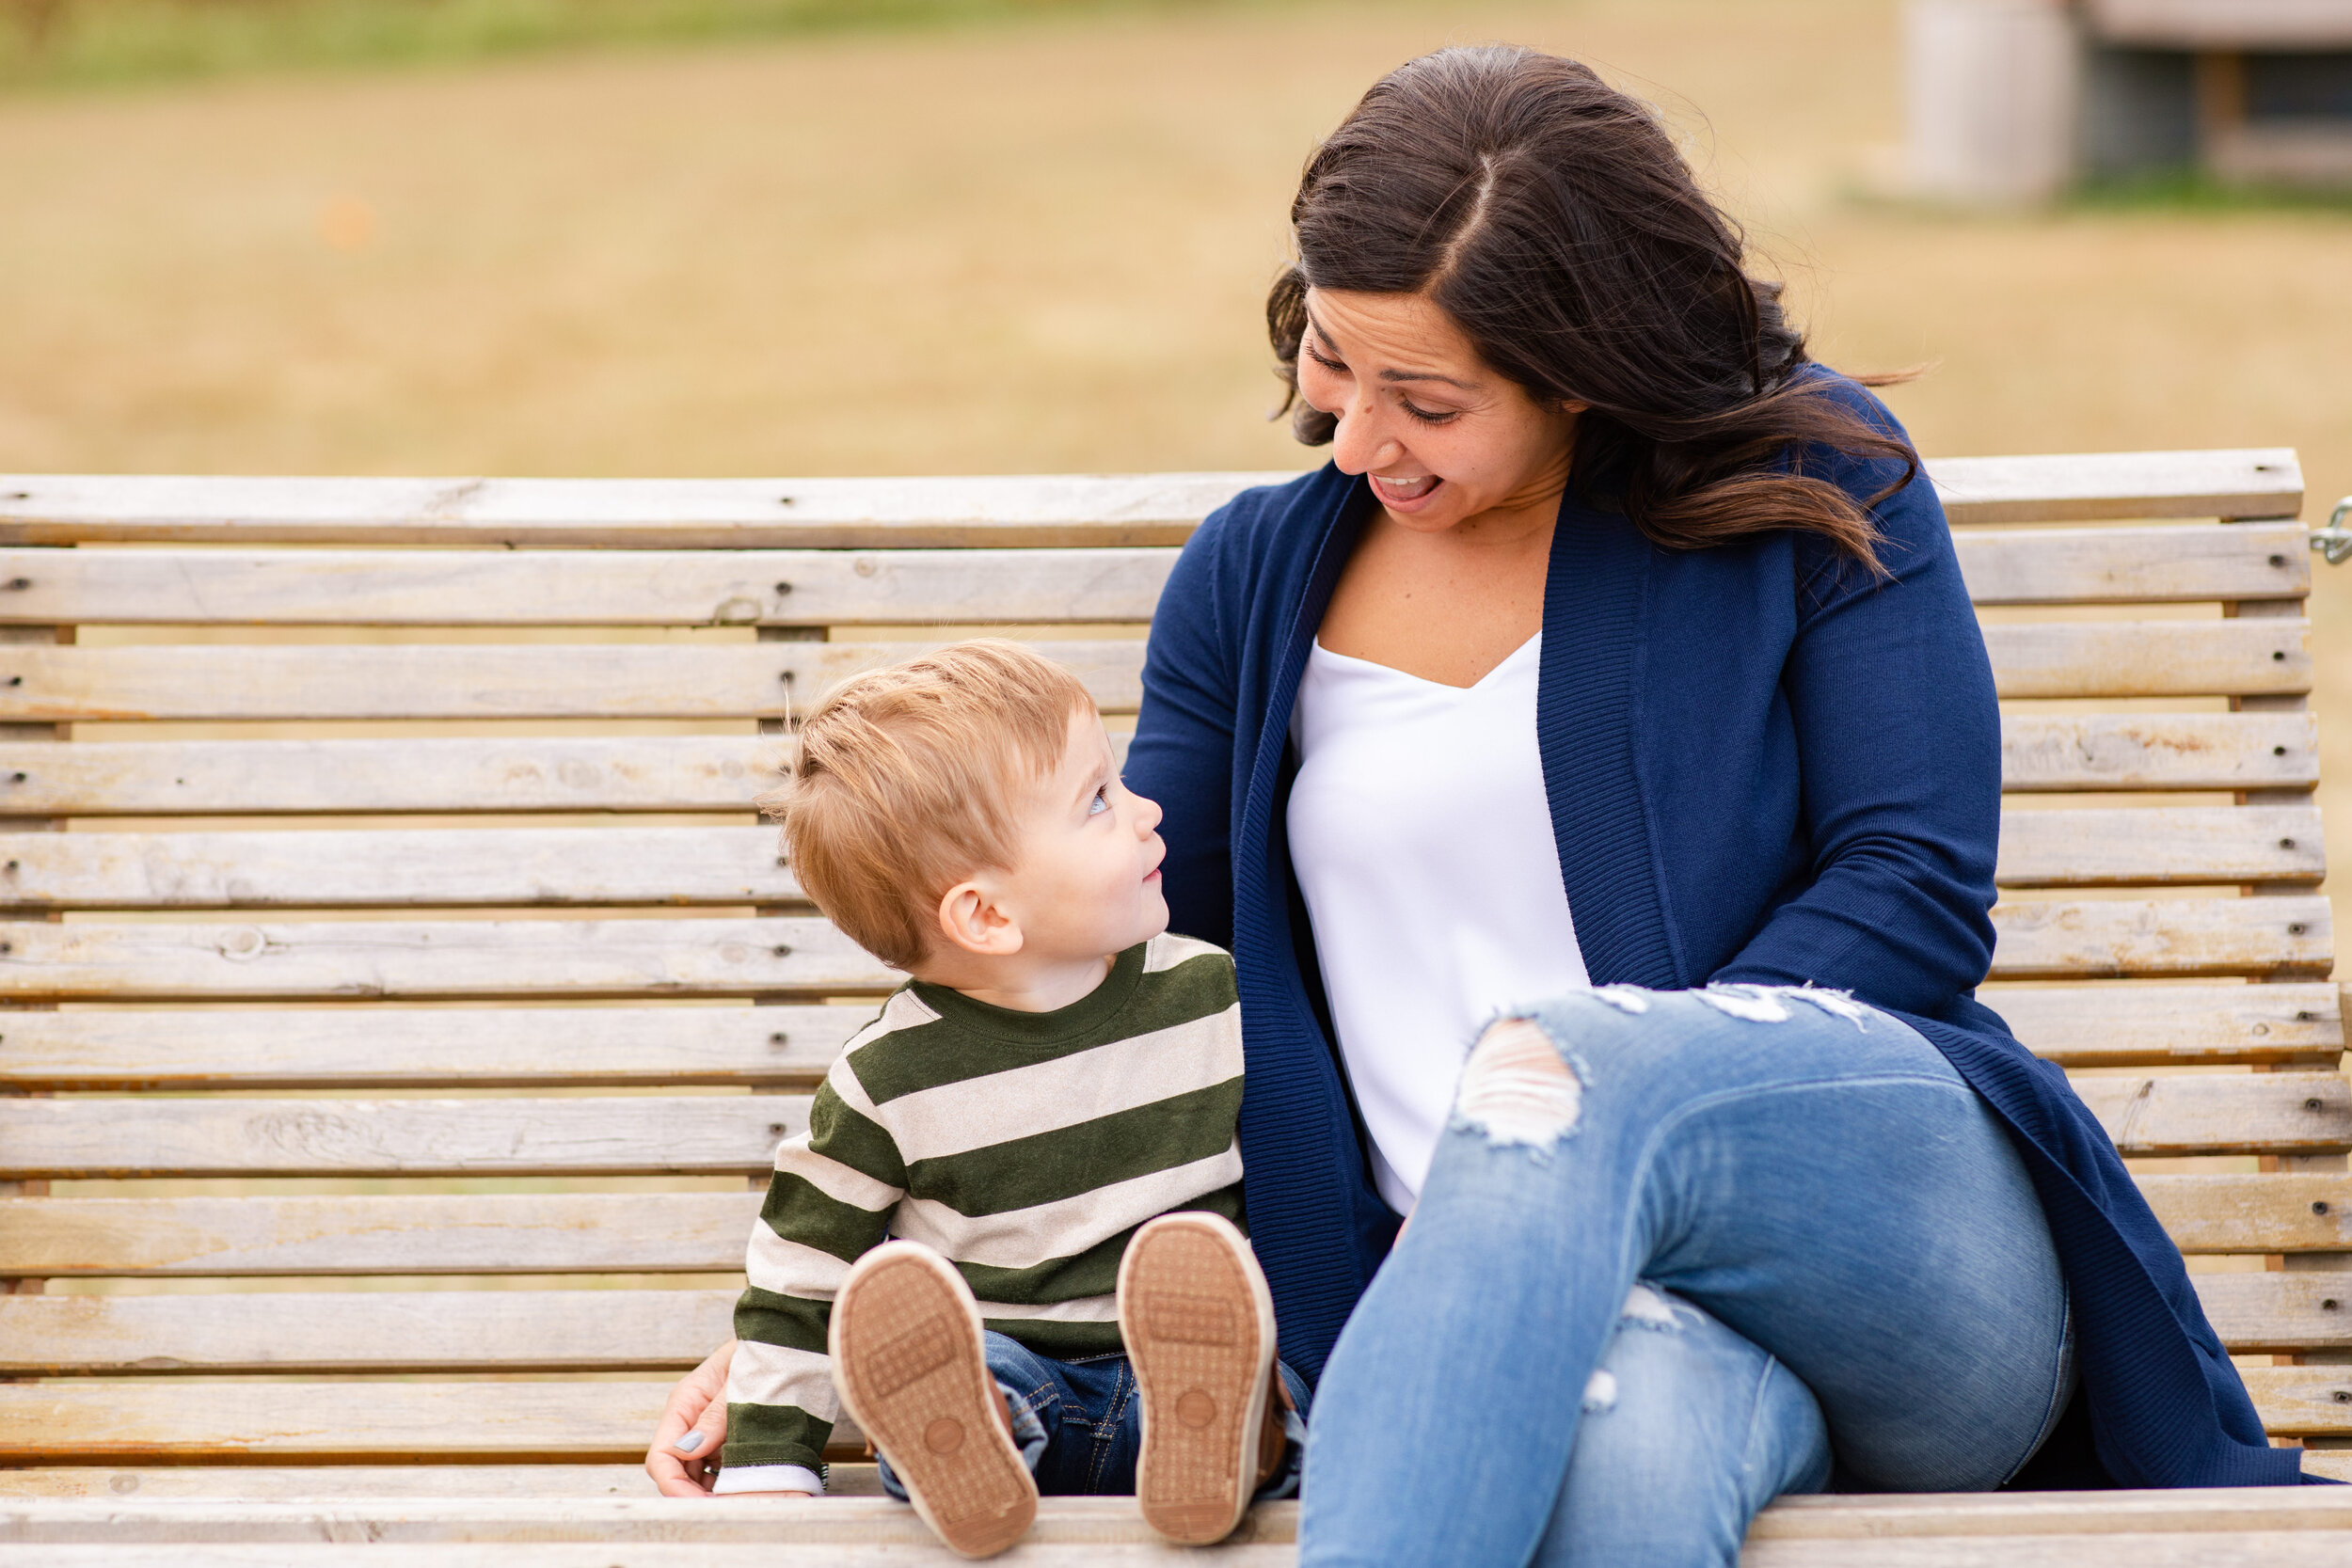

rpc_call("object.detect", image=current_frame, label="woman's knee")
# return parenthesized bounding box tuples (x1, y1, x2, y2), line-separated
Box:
(1534, 1290, 1829, 1568)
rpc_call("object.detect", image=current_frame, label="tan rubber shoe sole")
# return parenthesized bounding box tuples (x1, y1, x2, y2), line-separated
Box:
(1118, 1212, 1279, 1545)
(830, 1243, 1038, 1560)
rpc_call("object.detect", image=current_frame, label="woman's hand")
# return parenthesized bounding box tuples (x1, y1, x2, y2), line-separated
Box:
(646, 1339, 736, 1497)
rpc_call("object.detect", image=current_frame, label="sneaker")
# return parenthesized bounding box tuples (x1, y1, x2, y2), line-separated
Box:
(1118, 1212, 1281, 1544)
(830, 1242, 1038, 1559)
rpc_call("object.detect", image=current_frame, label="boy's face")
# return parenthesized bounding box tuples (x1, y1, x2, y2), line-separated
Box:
(993, 706, 1169, 962)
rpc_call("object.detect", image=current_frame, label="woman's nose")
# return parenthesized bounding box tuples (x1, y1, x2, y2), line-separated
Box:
(1330, 399, 1403, 476)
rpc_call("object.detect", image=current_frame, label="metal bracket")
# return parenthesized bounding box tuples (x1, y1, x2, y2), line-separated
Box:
(2312, 498, 2352, 566)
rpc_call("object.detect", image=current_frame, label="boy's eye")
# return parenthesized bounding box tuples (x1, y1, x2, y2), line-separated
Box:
(1088, 786, 1110, 817)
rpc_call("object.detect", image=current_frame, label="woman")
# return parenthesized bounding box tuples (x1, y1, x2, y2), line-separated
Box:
(651, 45, 2310, 1560)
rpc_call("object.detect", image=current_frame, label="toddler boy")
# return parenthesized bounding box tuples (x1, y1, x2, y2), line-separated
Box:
(713, 639, 1303, 1558)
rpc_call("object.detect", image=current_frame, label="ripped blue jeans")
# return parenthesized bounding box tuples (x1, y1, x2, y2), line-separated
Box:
(1300, 986, 2074, 1568)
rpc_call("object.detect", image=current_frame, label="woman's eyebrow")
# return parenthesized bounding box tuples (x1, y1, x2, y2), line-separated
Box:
(1378, 367, 1476, 389)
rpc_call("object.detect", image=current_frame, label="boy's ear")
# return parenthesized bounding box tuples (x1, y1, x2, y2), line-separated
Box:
(935, 879, 1025, 959)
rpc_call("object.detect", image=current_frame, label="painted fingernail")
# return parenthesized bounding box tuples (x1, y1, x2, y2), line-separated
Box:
(674, 1432, 706, 1453)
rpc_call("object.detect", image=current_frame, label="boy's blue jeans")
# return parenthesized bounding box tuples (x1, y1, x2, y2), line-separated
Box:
(877, 1331, 1310, 1501)
(1300, 986, 2076, 1568)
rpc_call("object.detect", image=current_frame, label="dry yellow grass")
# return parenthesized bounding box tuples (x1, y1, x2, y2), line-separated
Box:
(1, 0, 2348, 862)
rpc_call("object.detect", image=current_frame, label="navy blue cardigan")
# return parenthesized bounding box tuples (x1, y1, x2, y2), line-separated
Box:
(1124, 382, 2308, 1490)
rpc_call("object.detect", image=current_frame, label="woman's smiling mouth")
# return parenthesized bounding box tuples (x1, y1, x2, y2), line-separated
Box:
(1372, 473, 1441, 504)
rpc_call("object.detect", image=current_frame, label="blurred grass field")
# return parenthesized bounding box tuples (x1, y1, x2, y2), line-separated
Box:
(2, 0, 2349, 857)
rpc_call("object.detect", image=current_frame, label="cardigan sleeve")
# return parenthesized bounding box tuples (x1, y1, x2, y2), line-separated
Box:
(1126, 507, 1241, 952)
(1708, 457, 2004, 1015)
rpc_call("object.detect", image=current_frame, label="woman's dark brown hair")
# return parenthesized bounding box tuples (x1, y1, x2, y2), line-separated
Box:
(1271, 46, 1915, 564)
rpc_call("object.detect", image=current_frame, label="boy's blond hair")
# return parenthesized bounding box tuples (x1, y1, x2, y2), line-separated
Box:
(759, 640, 1096, 971)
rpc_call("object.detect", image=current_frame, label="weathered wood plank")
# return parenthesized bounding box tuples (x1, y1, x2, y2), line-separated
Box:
(1924, 448, 2302, 525)
(0, 903, 2294, 1002)
(0, 1549, 1280, 1567)
(0, 1096, 807, 1179)
(0, 827, 798, 909)
(0, 1380, 684, 1462)
(0, 715, 2303, 819)
(0, 473, 1297, 549)
(0, 736, 784, 816)
(2068, 1071, 2352, 1156)
(0, 641, 1144, 722)
(0, 1289, 738, 1375)
(2245, 1366, 2352, 1434)
(0, 1006, 863, 1090)
(1989, 982, 2343, 1066)
(2143, 1174, 2352, 1252)
(0, 452, 2297, 546)
(1994, 806, 2323, 887)
(0, 628, 2296, 722)
(0, 548, 1173, 628)
(0, 1466, 661, 1499)
(0, 1193, 761, 1276)
(1986, 895, 2332, 979)
(0, 916, 894, 1001)
(19, 1270, 2340, 1379)
(1984, 621, 2310, 699)
(0, 714, 2310, 832)
(0, 525, 2303, 627)
(2194, 1272, 2352, 1350)
(0, 807, 2302, 911)
(1954, 522, 2309, 604)
(1999, 712, 2317, 793)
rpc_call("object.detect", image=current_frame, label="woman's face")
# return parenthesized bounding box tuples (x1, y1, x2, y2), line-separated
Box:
(1296, 287, 1582, 534)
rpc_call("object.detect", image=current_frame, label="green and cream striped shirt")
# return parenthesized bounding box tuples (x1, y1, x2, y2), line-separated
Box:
(719, 932, 1247, 1480)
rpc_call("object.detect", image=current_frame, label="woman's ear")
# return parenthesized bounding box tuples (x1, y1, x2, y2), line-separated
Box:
(936, 880, 1024, 959)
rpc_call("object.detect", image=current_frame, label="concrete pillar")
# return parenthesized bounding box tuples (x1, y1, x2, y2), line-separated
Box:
(1906, 0, 2084, 201)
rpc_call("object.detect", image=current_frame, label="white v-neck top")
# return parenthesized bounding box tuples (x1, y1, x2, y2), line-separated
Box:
(1286, 633, 1589, 1214)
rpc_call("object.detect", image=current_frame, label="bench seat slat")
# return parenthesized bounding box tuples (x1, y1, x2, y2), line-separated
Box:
(1984, 982, 2343, 1067)
(0, 1096, 808, 1180)
(0, 1006, 861, 1090)
(1985, 895, 2331, 979)
(2000, 712, 2316, 793)
(0, 809, 2312, 911)
(0, 916, 888, 1001)
(0, 643, 1145, 722)
(2145, 1173, 2352, 1252)
(0, 525, 2307, 629)
(0, 623, 2305, 722)
(0, 452, 2300, 546)
(0, 714, 2308, 818)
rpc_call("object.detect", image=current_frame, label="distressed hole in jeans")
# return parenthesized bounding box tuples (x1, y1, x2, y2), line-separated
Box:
(1581, 1369, 1617, 1414)
(1454, 1018, 1581, 1148)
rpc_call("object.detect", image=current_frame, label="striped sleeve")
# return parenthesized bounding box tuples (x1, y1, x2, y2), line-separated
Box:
(719, 1053, 905, 1478)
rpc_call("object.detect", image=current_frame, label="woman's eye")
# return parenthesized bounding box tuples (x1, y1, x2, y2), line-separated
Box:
(1088, 787, 1110, 816)
(1402, 401, 1459, 426)
(1302, 339, 1346, 373)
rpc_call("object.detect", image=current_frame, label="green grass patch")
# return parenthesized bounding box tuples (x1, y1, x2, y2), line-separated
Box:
(0, 0, 1222, 92)
(2071, 166, 2352, 215)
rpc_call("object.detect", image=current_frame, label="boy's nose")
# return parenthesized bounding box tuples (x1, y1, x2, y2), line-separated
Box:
(1133, 793, 1163, 835)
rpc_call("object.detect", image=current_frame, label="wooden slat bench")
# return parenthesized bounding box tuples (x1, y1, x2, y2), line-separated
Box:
(1, 449, 2350, 1561)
